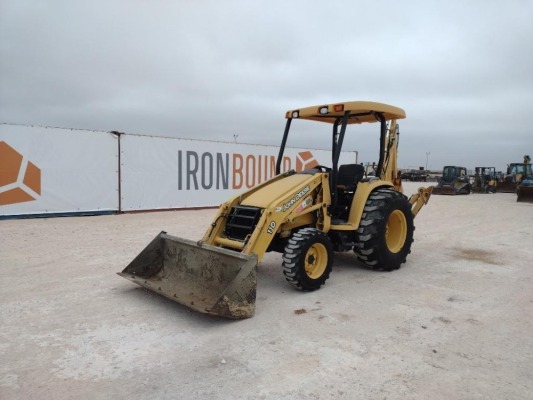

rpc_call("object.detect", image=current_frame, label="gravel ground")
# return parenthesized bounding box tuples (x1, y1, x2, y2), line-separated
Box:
(1, 182, 532, 400)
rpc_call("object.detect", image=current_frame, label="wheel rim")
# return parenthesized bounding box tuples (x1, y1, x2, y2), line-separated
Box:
(386, 210, 407, 253)
(304, 243, 328, 279)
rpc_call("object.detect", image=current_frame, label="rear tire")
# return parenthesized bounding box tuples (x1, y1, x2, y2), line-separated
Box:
(354, 188, 414, 271)
(282, 228, 333, 291)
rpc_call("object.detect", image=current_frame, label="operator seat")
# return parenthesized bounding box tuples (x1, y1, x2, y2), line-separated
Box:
(337, 164, 365, 191)
(334, 164, 365, 221)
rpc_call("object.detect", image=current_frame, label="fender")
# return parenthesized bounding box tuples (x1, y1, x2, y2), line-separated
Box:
(348, 180, 393, 228)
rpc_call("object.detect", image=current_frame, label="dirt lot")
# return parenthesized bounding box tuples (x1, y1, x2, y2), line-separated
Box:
(1, 182, 532, 400)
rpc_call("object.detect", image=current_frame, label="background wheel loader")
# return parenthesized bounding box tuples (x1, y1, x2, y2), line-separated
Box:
(118, 101, 433, 318)
(498, 156, 533, 203)
(498, 156, 531, 193)
(432, 166, 471, 195)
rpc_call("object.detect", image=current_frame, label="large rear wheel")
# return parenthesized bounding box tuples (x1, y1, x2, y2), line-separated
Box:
(354, 187, 414, 271)
(282, 228, 333, 291)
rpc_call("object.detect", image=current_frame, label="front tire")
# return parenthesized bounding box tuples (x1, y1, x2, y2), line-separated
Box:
(282, 228, 333, 291)
(354, 188, 414, 271)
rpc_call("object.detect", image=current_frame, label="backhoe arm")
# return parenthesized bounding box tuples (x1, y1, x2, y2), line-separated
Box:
(409, 186, 433, 217)
(380, 119, 402, 192)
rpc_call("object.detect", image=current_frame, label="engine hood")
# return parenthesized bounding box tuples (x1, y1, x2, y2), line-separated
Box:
(240, 173, 317, 209)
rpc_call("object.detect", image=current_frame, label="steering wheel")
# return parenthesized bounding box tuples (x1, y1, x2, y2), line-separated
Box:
(315, 165, 332, 172)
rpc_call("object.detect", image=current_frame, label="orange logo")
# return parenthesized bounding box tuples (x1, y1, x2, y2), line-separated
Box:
(0, 141, 41, 206)
(296, 151, 319, 171)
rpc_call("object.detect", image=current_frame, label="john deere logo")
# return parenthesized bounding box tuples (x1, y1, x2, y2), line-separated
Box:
(0, 141, 41, 206)
(296, 151, 319, 171)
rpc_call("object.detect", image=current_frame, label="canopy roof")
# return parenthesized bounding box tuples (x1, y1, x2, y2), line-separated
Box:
(285, 101, 406, 124)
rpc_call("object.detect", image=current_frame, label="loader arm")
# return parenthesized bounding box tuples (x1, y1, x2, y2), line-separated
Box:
(203, 171, 330, 262)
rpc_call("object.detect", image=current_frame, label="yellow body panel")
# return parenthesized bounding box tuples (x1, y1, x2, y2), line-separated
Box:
(241, 174, 320, 208)
(347, 180, 393, 228)
(242, 173, 330, 259)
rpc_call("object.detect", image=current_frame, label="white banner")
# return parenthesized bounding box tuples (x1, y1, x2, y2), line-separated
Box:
(120, 135, 357, 211)
(1, 125, 358, 216)
(0, 125, 118, 216)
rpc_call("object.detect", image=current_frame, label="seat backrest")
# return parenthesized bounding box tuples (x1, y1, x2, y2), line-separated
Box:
(337, 164, 365, 190)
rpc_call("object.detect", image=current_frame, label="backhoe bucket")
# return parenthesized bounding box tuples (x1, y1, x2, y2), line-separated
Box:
(517, 186, 533, 203)
(118, 232, 258, 319)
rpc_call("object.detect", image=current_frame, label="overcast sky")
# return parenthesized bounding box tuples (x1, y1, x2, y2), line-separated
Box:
(1, 0, 532, 171)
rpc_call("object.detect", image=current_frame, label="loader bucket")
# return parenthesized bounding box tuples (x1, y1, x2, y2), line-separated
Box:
(118, 232, 258, 319)
(517, 185, 533, 203)
(496, 181, 517, 193)
(431, 186, 457, 195)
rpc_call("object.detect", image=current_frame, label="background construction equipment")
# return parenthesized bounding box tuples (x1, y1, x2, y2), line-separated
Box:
(432, 166, 471, 195)
(472, 167, 497, 193)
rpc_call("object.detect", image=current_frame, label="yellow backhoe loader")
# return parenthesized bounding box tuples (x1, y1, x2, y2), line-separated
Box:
(118, 101, 433, 318)
(498, 156, 532, 194)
